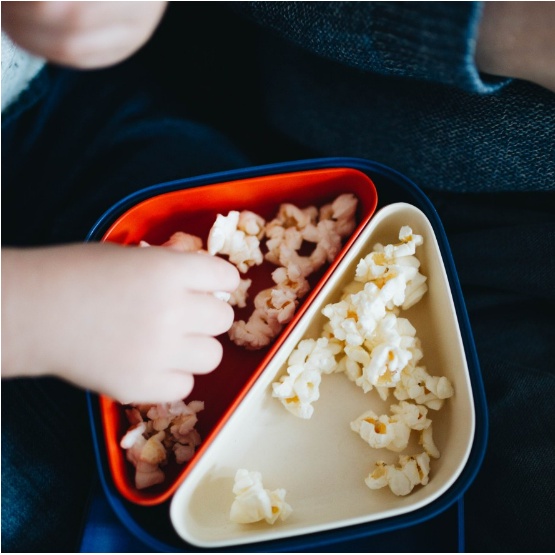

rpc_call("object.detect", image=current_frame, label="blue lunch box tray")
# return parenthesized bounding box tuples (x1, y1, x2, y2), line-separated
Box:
(85, 157, 488, 552)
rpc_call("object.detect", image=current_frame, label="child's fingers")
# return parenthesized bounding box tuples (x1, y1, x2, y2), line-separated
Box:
(117, 371, 195, 405)
(177, 252, 240, 294)
(182, 292, 235, 336)
(173, 335, 224, 375)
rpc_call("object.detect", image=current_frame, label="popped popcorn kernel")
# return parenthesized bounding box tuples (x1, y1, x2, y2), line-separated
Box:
(302, 219, 344, 270)
(419, 424, 440, 459)
(162, 231, 204, 252)
(350, 410, 411, 452)
(319, 193, 359, 237)
(271, 336, 343, 419)
(351, 401, 431, 453)
(287, 337, 341, 375)
(230, 469, 292, 525)
(228, 278, 252, 308)
(224, 195, 359, 349)
(229, 309, 283, 350)
(120, 400, 204, 490)
(394, 365, 454, 410)
(268, 203, 318, 232)
(208, 210, 265, 273)
(140, 431, 167, 465)
(364, 452, 431, 496)
(390, 401, 431, 431)
(354, 226, 427, 310)
(272, 363, 322, 419)
(255, 287, 298, 325)
(238, 210, 266, 238)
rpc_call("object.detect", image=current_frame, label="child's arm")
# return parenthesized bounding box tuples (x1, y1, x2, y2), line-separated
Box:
(1, 243, 239, 403)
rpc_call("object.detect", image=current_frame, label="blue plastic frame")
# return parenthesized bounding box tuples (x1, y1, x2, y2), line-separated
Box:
(85, 157, 488, 552)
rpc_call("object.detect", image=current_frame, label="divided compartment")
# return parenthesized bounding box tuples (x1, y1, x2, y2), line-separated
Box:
(97, 167, 379, 505)
(169, 202, 476, 548)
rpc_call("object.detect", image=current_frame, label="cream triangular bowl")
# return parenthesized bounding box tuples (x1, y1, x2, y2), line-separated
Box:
(169, 202, 475, 548)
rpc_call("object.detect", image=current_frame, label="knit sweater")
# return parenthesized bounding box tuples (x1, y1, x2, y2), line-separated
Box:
(229, 1, 555, 192)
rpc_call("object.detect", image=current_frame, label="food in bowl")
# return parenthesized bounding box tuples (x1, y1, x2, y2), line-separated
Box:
(120, 399, 204, 490)
(168, 202, 475, 548)
(117, 192, 360, 490)
(271, 225, 453, 496)
(229, 469, 292, 525)
(97, 167, 379, 506)
(142, 193, 359, 351)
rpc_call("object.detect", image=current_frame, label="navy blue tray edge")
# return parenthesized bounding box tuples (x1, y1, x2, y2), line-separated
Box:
(85, 156, 488, 553)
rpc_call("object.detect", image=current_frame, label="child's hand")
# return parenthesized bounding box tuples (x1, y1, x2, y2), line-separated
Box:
(1, 1, 167, 69)
(2, 243, 240, 403)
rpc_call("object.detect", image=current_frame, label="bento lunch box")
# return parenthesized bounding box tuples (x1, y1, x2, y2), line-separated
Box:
(86, 157, 488, 552)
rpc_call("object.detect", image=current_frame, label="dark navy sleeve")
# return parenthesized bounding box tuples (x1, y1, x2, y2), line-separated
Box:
(229, 1, 511, 93)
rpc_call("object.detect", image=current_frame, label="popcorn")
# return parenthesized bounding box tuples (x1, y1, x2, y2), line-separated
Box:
(319, 193, 358, 237)
(265, 224, 304, 268)
(139, 231, 204, 252)
(120, 421, 146, 449)
(140, 430, 167, 465)
(287, 337, 342, 375)
(265, 202, 318, 236)
(120, 400, 204, 490)
(228, 278, 252, 308)
(350, 410, 411, 452)
(393, 365, 455, 410)
(173, 441, 197, 465)
(302, 219, 344, 270)
(282, 228, 433, 407)
(258, 287, 298, 325)
(355, 226, 428, 310)
(162, 231, 204, 252)
(355, 314, 422, 392)
(419, 424, 440, 459)
(135, 460, 165, 490)
(390, 400, 431, 431)
(272, 337, 342, 419)
(207, 211, 239, 255)
(271, 265, 311, 301)
(315, 229, 432, 400)
(269, 242, 316, 279)
(322, 283, 388, 346)
(229, 308, 283, 350)
(208, 210, 265, 273)
(350, 402, 431, 453)
(230, 469, 292, 525)
(328, 310, 421, 395)
(265, 195, 356, 276)
(264, 203, 315, 269)
(213, 290, 232, 303)
(365, 453, 431, 496)
(338, 347, 366, 382)
(272, 363, 322, 420)
(219, 196, 358, 349)
(238, 210, 266, 238)
(268, 225, 454, 498)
